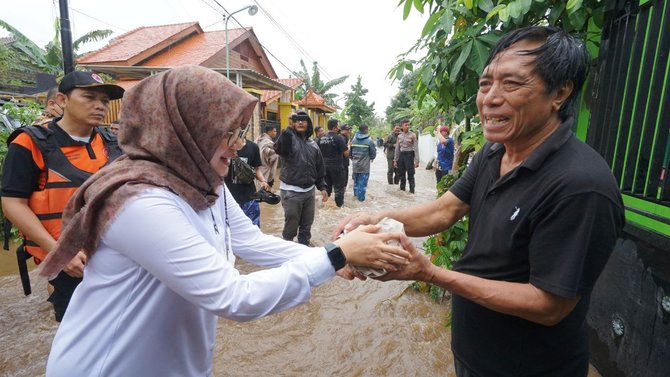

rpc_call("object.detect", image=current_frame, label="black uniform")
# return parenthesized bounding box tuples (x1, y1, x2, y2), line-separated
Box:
(316, 131, 348, 207)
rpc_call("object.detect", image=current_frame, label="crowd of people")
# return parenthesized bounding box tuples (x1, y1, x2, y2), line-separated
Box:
(0, 26, 624, 377)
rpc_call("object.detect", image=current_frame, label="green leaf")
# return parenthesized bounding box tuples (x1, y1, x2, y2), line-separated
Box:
(547, 2, 565, 25)
(403, 0, 413, 20)
(463, 0, 473, 9)
(518, 0, 532, 14)
(73, 29, 112, 52)
(478, 0, 494, 13)
(592, 6, 605, 28)
(486, 4, 505, 22)
(440, 8, 454, 35)
(508, 1, 521, 19)
(413, 0, 425, 13)
(457, 86, 465, 100)
(498, 6, 510, 23)
(566, 0, 582, 13)
(395, 65, 405, 81)
(478, 32, 500, 46)
(469, 39, 489, 75)
(568, 10, 587, 30)
(450, 39, 472, 84)
(422, 66, 434, 86)
(422, 9, 444, 37)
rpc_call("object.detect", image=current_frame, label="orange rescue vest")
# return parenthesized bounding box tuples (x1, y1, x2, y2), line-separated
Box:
(8, 124, 122, 262)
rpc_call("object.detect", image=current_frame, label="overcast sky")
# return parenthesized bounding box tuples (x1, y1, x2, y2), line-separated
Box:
(1, 0, 428, 117)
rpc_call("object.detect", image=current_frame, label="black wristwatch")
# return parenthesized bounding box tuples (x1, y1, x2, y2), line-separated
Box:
(324, 243, 347, 271)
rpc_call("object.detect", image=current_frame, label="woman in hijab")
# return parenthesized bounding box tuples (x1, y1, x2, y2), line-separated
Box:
(42, 66, 409, 377)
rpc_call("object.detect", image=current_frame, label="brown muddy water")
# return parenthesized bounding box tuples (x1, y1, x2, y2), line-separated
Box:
(0, 157, 601, 376)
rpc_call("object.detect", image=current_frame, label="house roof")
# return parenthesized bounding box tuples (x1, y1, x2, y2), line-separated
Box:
(78, 22, 201, 65)
(296, 89, 336, 113)
(261, 78, 303, 103)
(78, 22, 276, 78)
(78, 65, 291, 92)
(142, 29, 247, 67)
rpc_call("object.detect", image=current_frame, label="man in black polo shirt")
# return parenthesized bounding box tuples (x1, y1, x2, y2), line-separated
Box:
(316, 118, 348, 207)
(334, 26, 624, 377)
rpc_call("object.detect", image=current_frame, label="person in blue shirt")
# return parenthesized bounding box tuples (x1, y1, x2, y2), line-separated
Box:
(435, 124, 454, 183)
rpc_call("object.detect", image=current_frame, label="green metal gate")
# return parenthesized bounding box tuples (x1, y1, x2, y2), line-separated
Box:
(588, 0, 670, 238)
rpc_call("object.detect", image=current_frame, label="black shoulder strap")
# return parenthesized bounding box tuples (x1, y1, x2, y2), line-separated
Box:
(8, 125, 58, 155)
(94, 126, 123, 162)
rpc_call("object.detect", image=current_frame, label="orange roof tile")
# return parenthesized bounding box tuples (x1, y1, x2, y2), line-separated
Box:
(297, 90, 327, 106)
(78, 22, 200, 64)
(261, 78, 303, 103)
(141, 28, 248, 67)
(296, 90, 336, 113)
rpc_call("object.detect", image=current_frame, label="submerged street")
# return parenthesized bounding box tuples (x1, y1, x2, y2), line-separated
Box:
(0, 157, 601, 376)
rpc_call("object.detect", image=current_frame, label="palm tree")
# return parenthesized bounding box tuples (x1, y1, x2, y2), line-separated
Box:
(0, 18, 112, 76)
(293, 59, 348, 106)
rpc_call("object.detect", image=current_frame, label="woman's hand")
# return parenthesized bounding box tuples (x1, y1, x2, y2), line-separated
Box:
(374, 235, 437, 283)
(333, 224, 410, 272)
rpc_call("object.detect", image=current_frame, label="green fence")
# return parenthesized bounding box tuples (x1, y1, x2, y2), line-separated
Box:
(587, 0, 670, 237)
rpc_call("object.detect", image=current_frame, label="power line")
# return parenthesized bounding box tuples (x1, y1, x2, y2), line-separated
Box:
(251, 0, 334, 81)
(201, 0, 296, 79)
(262, 45, 296, 77)
(199, 0, 226, 17)
(69, 7, 129, 33)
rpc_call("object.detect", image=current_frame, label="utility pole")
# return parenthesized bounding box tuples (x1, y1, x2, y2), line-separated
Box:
(59, 0, 74, 74)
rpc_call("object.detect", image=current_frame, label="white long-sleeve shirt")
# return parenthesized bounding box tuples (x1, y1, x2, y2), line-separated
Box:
(46, 186, 335, 377)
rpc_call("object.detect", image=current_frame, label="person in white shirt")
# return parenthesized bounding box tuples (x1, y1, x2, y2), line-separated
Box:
(41, 65, 410, 377)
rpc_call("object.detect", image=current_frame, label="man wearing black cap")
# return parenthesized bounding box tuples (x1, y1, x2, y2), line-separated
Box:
(1, 70, 124, 321)
(273, 110, 327, 245)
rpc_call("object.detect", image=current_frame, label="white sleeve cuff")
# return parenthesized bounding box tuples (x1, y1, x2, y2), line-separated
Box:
(300, 247, 336, 286)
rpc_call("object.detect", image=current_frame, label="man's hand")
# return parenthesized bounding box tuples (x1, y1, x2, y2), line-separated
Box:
(374, 236, 436, 283)
(331, 212, 383, 241)
(393, 161, 398, 168)
(414, 162, 420, 168)
(62, 251, 88, 278)
(259, 181, 271, 191)
(336, 264, 367, 280)
(320, 190, 328, 203)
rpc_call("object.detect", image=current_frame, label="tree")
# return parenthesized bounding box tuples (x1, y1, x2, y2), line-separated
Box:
(385, 71, 417, 124)
(293, 59, 348, 106)
(0, 18, 112, 77)
(0, 43, 14, 83)
(342, 75, 375, 127)
(389, 0, 604, 125)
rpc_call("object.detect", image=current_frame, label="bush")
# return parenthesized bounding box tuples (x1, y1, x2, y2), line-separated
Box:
(412, 121, 484, 303)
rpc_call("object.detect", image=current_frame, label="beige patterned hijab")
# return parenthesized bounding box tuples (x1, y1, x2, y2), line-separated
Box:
(41, 65, 257, 277)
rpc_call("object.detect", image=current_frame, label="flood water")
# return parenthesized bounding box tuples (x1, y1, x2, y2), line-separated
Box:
(0, 157, 601, 376)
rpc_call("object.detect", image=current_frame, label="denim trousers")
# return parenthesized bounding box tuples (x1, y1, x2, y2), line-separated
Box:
(352, 172, 370, 201)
